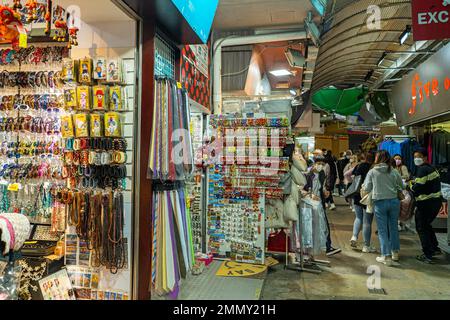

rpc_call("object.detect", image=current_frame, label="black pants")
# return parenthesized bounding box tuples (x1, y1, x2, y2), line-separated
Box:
(415, 199, 441, 258)
(322, 203, 332, 250)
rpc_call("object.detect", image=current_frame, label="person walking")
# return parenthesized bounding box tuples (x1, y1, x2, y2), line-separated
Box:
(411, 149, 443, 264)
(393, 154, 410, 231)
(362, 150, 404, 265)
(304, 155, 342, 256)
(324, 150, 338, 210)
(350, 153, 376, 253)
(344, 154, 358, 211)
(336, 151, 350, 196)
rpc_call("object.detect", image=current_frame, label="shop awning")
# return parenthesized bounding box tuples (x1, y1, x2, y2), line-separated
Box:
(312, 86, 368, 116)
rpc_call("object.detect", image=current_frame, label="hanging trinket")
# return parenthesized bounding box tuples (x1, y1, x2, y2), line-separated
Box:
(44, 0, 52, 35)
(53, 5, 66, 42)
(12, 0, 22, 11)
(67, 9, 79, 48)
(25, 0, 38, 23)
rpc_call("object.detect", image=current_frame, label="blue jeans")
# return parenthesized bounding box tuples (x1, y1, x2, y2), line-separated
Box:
(352, 204, 374, 247)
(373, 198, 401, 256)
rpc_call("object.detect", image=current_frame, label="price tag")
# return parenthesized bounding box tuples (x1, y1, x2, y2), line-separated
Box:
(177, 82, 182, 89)
(7, 183, 20, 192)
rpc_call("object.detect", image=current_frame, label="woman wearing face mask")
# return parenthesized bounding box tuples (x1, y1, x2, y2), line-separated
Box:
(362, 150, 404, 265)
(304, 156, 342, 256)
(393, 154, 410, 180)
(411, 149, 443, 264)
(350, 153, 376, 253)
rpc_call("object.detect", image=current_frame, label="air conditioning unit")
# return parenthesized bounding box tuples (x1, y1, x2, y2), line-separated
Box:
(285, 48, 305, 69)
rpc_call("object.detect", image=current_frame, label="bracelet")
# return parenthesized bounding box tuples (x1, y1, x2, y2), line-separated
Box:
(101, 152, 111, 165)
(73, 139, 80, 151)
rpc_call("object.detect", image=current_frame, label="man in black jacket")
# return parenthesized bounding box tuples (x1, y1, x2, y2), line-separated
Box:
(304, 156, 341, 256)
(411, 149, 443, 264)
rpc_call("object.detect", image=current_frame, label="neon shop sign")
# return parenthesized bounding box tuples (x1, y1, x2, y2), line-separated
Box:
(409, 72, 450, 115)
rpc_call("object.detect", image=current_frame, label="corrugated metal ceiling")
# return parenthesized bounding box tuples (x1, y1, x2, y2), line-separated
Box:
(312, 0, 415, 92)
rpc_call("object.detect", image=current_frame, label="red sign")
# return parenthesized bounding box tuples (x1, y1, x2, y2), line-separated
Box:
(411, 0, 450, 41)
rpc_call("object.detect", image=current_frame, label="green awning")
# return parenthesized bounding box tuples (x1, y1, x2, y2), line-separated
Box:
(312, 86, 368, 116)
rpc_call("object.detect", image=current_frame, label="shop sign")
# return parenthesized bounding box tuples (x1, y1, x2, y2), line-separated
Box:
(411, 0, 450, 41)
(181, 44, 210, 110)
(391, 43, 450, 126)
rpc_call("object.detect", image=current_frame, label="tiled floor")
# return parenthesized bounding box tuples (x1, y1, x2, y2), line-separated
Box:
(261, 197, 450, 300)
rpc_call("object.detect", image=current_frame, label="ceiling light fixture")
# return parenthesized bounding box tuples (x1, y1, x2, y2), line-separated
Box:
(270, 69, 292, 77)
(289, 89, 297, 96)
(399, 25, 411, 45)
(377, 52, 387, 66)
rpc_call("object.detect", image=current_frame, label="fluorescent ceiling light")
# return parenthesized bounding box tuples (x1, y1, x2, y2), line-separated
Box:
(270, 69, 292, 77)
(377, 52, 387, 66)
(399, 25, 411, 45)
(289, 89, 297, 96)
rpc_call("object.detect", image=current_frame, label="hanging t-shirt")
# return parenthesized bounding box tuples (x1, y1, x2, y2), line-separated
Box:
(379, 140, 402, 157)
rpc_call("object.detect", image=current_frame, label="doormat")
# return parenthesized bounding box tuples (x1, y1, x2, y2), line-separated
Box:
(368, 288, 387, 295)
(216, 261, 267, 277)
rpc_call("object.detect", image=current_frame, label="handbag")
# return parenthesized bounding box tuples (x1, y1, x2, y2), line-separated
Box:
(344, 175, 363, 198)
(283, 195, 299, 222)
(397, 190, 406, 201)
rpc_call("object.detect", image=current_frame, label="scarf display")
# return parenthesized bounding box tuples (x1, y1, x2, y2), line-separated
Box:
(149, 78, 195, 297)
(148, 78, 194, 181)
(151, 188, 194, 298)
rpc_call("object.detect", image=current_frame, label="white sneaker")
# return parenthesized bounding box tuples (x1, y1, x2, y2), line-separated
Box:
(329, 203, 336, 210)
(351, 207, 355, 212)
(391, 251, 399, 262)
(362, 246, 377, 253)
(376, 256, 392, 266)
(350, 236, 357, 248)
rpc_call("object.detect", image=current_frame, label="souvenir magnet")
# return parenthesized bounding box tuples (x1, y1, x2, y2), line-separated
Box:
(78, 58, 92, 84)
(76, 85, 91, 110)
(93, 57, 107, 80)
(104, 112, 121, 137)
(109, 86, 122, 111)
(106, 59, 121, 83)
(60, 115, 74, 138)
(74, 113, 89, 138)
(89, 113, 103, 137)
(92, 85, 107, 110)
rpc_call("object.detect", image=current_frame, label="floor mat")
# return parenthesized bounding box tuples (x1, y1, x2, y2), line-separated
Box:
(176, 261, 265, 300)
(216, 261, 267, 277)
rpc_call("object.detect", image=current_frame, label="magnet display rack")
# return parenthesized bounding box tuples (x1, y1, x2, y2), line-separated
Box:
(206, 115, 290, 264)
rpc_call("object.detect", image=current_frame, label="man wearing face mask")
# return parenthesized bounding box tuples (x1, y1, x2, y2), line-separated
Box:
(411, 148, 443, 264)
(304, 155, 342, 256)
